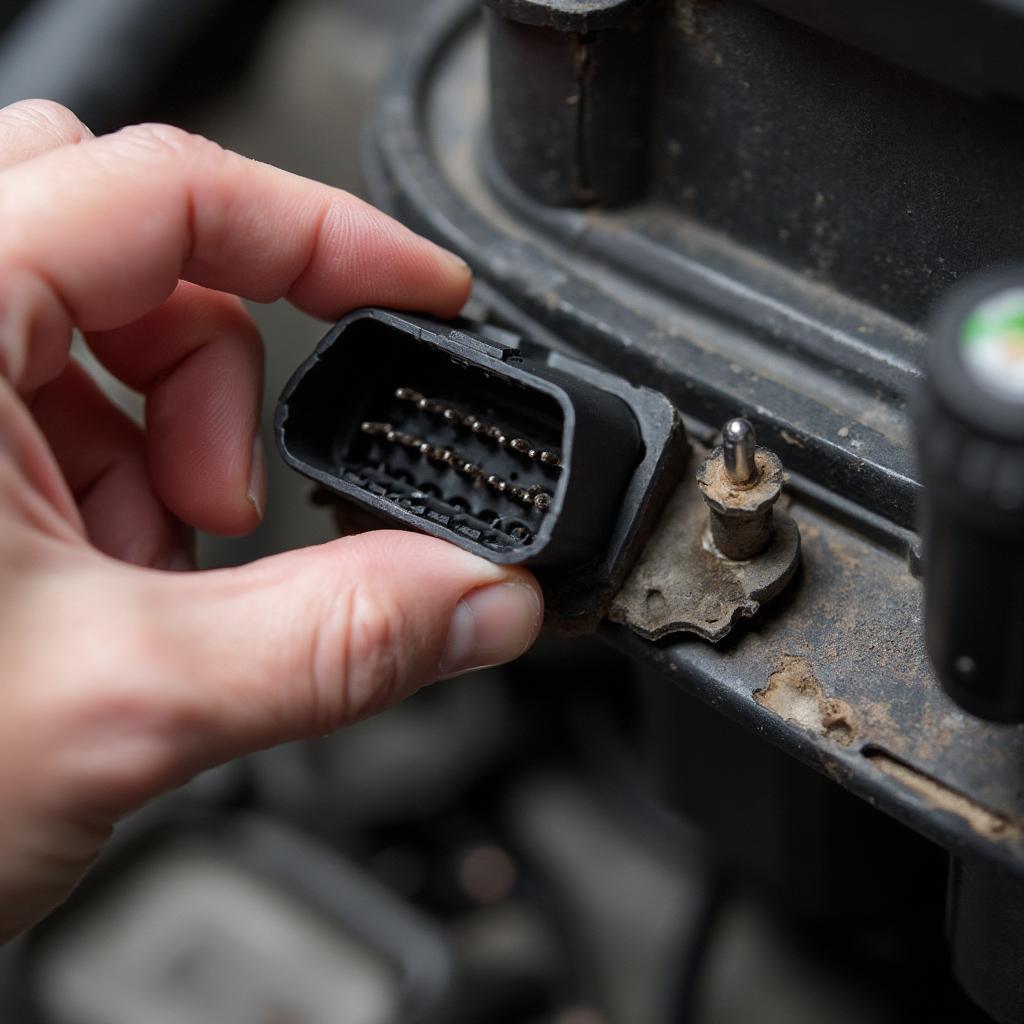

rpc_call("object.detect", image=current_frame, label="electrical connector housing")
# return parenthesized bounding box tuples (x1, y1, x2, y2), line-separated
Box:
(275, 308, 687, 628)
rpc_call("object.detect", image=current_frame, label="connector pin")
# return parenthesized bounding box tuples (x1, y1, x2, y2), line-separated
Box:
(393, 387, 563, 470)
(722, 417, 757, 485)
(359, 393, 558, 519)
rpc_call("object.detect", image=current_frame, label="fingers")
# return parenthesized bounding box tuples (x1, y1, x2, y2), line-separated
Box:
(30, 360, 193, 567)
(127, 533, 543, 780)
(0, 99, 92, 169)
(0, 123, 472, 391)
(0, 100, 94, 392)
(0, 530, 540, 939)
(87, 282, 264, 535)
(0, 376, 84, 541)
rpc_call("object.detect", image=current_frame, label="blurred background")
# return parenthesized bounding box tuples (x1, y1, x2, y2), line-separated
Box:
(0, 2, 981, 1022)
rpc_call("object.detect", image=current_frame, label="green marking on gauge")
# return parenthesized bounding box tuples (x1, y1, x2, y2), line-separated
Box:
(960, 288, 1024, 404)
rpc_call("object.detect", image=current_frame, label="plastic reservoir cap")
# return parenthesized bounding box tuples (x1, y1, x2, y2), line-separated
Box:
(959, 287, 1024, 405)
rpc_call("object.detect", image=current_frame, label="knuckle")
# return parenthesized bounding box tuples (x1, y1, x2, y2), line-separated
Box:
(0, 99, 89, 145)
(309, 583, 406, 730)
(110, 123, 222, 166)
(347, 586, 406, 716)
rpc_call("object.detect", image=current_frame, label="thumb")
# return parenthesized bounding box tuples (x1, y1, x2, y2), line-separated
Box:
(144, 530, 542, 767)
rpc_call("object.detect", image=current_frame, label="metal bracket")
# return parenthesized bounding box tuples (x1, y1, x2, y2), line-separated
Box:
(609, 446, 801, 642)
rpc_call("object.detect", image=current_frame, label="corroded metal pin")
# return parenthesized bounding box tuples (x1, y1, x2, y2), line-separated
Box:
(361, 420, 552, 511)
(391, 386, 563, 469)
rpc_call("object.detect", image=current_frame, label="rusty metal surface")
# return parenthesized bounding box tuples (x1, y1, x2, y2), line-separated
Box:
(609, 444, 800, 642)
(610, 496, 1024, 874)
(697, 444, 784, 560)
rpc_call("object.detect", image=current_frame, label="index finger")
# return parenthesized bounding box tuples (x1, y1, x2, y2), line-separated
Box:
(0, 124, 471, 386)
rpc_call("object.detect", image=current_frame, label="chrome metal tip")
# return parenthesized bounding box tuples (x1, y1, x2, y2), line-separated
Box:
(722, 417, 756, 483)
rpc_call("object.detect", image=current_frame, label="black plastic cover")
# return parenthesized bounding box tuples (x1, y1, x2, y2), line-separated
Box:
(917, 268, 1024, 721)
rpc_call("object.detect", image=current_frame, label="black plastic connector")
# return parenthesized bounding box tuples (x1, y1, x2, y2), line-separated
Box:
(276, 308, 687, 627)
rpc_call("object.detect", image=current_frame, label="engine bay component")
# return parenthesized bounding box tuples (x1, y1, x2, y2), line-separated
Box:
(360, 0, 1024, 1018)
(697, 418, 785, 561)
(609, 421, 800, 642)
(917, 267, 1024, 722)
(276, 308, 688, 628)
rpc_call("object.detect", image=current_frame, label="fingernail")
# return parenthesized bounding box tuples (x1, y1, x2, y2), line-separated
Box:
(439, 582, 542, 678)
(431, 241, 471, 275)
(248, 434, 266, 521)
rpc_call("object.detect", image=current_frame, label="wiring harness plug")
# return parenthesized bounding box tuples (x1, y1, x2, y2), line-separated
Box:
(276, 309, 687, 628)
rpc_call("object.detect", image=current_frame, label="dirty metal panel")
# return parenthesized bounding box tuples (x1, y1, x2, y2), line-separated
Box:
(609, 443, 801, 642)
(410, 10, 922, 531)
(364, 0, 1024, 875)
(609, 498, 1024, 872)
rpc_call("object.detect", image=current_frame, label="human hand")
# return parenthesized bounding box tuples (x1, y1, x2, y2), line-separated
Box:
(0, 101, 543, 940)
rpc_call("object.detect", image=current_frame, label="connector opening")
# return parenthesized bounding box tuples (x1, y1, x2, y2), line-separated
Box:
(281, 318, 568, 553)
